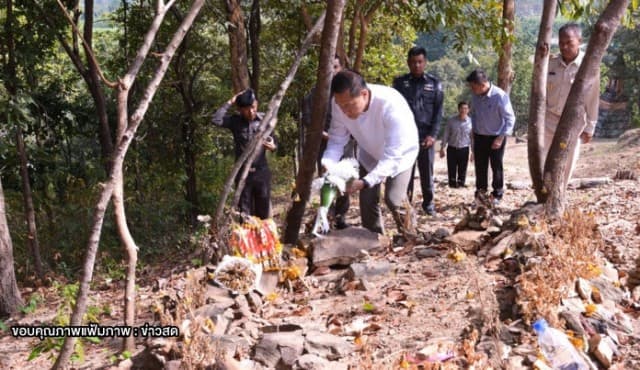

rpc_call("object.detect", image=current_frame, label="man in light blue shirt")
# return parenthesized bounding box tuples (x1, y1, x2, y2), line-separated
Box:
(466, 69, 515, 204)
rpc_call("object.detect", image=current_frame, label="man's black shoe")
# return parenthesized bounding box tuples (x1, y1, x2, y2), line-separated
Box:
(423, 204, 436, 216)
(335, 217, 350, 230)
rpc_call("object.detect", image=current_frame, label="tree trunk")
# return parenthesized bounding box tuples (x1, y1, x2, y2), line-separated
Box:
(352, 0, 382, 72)
(172, 8, 201, 226)
(249, 0, 261, 95)
(113, 81, 138, 352)
(543, 0, 628, 217)
(0, 178, 24, 317)
(527, 0, 556, 202)
(16, 127, 45, 280)
(4, 0, 45, 280)
(213, 12, 326, 228)
(283, 0, 346, 244)
(84, 0, 114, 169)
(354, 9, 367, 72)
(346, 5, 360, 66)
(225, 0, 251, 92)
(497, 0, 515, 94)
(53, 0, 205, 367)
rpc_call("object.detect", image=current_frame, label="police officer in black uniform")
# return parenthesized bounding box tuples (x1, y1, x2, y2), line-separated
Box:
(393, 46, 444, 215)
(212, 89, 276, 219)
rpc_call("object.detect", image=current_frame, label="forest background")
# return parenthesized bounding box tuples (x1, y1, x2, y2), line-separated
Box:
(1, 0, 639, 313)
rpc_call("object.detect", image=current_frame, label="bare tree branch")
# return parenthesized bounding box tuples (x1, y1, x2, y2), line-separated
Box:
(54, 0, 117, 87)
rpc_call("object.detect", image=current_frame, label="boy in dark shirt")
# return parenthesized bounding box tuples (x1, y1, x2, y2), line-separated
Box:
(212, 89, 276, 219)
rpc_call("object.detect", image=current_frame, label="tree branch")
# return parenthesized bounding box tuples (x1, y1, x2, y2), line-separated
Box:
(54, 0, 117, 87)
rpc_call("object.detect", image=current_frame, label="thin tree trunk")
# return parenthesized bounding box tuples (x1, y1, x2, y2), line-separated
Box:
(4, 0, 45, 280)
(352, 0, 381, 72)
(527, 0, 556, 202)
(113, 85, 137, 353)
(213, 12, 326, 228)
(300, 4, 313, 31)
(249, 0, 261, 95)
(0, 178, 24, 317)
(543, 0, 628, 217)
(16, 127, 45, 280)
(354, 10, 367, 72)
(84, 0, 114, 169)
(172, 8, 201, 226)
(284, 0, 346, 244)
(497, 0, 515, 94)
(53, 0, 205, 366)
(225, 0, 250, 92)
(347, 5, 360, 65)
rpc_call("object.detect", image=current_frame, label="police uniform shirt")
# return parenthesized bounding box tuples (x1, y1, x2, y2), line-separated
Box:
(211, 102, 269, 170)
(392, 73, 444, 140)
(547, 50, 600, 134)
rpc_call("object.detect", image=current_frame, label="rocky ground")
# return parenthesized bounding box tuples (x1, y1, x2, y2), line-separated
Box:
(1, 131, 639, 369)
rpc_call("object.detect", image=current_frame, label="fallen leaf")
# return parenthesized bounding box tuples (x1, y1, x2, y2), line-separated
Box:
(291, 247, 307, 258)
(292, 305, 312, 316)
(387, 289, 407, 302)
(517, 214, 529, 228)
(399, 357, 410, 368)
(342, 280, 361, 291)
(362, 301, 376, 313)
(448, 249, 466, 262)
(365, 323, 382, 333)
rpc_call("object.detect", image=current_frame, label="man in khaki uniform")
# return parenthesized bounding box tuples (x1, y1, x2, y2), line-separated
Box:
(544, 22, 600, 181)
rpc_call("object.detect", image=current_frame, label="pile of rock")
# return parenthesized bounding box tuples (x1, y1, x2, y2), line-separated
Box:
(127, 227, 392, 369)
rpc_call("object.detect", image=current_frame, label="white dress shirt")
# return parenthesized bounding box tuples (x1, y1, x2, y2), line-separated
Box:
(322, 84, 419, 186)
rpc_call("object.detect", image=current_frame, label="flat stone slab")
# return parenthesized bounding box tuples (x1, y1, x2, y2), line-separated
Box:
(303, 330, 355, 360)
(445, 230, 489, 251)
(344, 261, 392, 280)
(294, 354, 349, 370)
(311, 227, 383, 268)
(254, 329, 305, 367)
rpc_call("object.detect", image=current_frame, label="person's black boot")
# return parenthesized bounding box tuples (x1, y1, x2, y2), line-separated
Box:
(334, 215, 350, 230)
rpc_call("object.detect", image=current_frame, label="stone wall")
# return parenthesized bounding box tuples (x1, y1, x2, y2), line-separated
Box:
(595, 97, 631, 138)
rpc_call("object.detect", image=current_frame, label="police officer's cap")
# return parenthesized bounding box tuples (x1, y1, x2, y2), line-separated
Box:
(236, 89, 257, 107)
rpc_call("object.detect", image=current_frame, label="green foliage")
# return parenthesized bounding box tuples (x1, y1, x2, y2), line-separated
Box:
(19, 293, 43, 314)
(428, 56, 467, 118)
(190, 257, 203, 267)
(26, 282, 103, 363)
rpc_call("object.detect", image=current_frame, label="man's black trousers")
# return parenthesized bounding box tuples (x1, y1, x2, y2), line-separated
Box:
(238, 167, 271, 219)
(472, 134, 505, 199)
(446, 146, 470, 187)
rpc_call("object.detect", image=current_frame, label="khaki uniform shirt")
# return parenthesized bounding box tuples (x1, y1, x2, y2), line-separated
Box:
(546, 51, 600, 135)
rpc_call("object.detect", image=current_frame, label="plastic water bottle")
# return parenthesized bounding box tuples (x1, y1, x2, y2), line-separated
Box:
(532, 319, 588, 370)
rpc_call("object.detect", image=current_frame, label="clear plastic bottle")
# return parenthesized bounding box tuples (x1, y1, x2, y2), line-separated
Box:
(532, 319, 589, 370)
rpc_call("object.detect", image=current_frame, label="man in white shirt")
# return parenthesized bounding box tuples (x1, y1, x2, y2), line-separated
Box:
(544, 23, 600, 181)
(322, 70, 419, 237)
